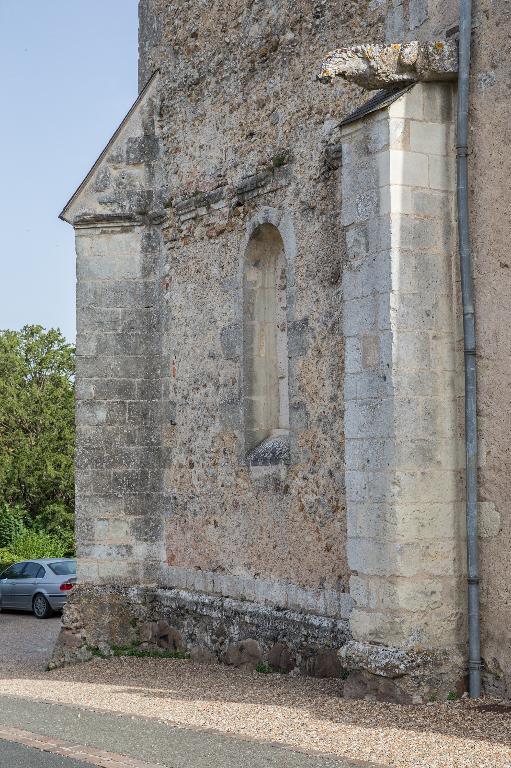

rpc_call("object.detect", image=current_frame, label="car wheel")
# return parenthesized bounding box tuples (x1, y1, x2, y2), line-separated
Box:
(33, 593, 53, 619)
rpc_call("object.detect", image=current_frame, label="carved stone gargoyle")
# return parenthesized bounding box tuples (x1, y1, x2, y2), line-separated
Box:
(317, 40, 458, 90)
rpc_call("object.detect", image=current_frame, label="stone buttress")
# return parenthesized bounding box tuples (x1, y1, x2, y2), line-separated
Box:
(339, 82, 467, 700)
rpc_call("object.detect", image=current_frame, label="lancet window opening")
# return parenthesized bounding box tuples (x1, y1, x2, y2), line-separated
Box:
(242, 223, 290, 459)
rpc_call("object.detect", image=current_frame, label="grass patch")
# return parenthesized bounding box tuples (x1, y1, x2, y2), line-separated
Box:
(86, 644, 190, 660)
(255, 662, 272, 674)
(111, 644, 190, 659)
(271, 150, 290, 168)
(85, 644, 107, 658)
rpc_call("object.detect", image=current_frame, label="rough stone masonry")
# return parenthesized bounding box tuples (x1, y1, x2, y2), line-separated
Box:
(53, 0, 511, 701)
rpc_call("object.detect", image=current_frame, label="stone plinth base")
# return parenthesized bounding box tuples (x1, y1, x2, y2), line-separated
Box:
(340, 641, 467, 703)
(49, 584, 349, 677)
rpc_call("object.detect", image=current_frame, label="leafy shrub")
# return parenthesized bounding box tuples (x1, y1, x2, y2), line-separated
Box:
(7, 529, 66, 561)
(0, 547, 16, 573)
(0, 503, 74, 567)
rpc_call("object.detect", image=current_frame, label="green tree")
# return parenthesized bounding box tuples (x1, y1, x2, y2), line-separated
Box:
(0, 326, 75, 537)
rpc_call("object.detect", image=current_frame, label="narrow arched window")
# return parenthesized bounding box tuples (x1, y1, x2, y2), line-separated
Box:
(243, 224, 289, 465)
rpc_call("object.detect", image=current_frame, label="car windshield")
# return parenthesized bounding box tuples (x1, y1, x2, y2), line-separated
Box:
(48, 561, 76, 576)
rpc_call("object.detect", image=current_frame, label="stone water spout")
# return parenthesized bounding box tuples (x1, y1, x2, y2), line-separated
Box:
(318, 40, 458, 90)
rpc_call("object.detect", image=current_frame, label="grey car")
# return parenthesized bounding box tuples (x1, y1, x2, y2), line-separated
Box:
(0, 558, 76, 618)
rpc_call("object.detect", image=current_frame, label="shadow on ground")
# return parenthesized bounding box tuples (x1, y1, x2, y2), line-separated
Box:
(0, 610, 510, 768)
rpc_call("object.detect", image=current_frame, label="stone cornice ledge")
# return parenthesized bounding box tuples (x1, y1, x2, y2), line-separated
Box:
(72, 210, 167, 229)
(318, 40, 458, 90)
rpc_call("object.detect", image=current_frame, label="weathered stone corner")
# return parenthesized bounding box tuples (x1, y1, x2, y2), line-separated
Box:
(318, 41, 458, 89)
(340, 641, 467, 703)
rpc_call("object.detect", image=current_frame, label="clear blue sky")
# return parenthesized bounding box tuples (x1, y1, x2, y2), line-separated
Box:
(0, 0, 139, 343)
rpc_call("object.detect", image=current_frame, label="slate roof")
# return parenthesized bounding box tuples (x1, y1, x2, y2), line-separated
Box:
(339, 84, 413, 126)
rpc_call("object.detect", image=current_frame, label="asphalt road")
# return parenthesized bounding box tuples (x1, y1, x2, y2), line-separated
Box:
(0, 739, 91, 768)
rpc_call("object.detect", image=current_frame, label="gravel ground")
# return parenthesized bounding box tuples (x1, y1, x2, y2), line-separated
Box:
(0, 649, 509, 768)
(0, 611, 61, 672)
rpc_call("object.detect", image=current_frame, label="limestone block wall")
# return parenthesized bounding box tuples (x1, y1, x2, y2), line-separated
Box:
(341, 84, 466, 655)
(74, 222, 166, 585)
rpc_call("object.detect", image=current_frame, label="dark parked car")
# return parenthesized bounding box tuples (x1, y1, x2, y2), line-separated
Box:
(0, 558, 76, 618)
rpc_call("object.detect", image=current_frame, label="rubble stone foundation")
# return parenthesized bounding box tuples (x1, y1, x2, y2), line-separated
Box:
(50, 585, 350, 678)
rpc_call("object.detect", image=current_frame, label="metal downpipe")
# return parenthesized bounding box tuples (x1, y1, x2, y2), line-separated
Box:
(457, 0, 481, 698)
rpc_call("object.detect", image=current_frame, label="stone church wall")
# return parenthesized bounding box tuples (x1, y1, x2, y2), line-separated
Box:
(136, 0, 386, 613)
(55, 0, 511, 698)
(54, 0, 388, 675)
